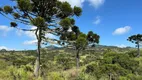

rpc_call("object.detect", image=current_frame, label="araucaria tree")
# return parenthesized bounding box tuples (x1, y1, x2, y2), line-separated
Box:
(63, 30, 100, 69)
(0, 0, 82, 77)
(87, 31, 100, 47)
(75, 31, 100, 69)
(127, 34, 142, 57)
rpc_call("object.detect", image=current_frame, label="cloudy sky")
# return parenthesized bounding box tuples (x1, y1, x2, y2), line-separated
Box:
(0, 0, 142, 50)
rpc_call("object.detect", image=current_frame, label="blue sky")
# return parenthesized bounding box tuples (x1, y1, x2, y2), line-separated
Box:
(0, 0, 142, 50)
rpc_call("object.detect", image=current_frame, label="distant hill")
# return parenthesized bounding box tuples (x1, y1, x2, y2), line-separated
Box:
(95, 45, 133, 49)
(45, 45, 133, 50)
(0, 45, 134, 53)
(45, 45, 62, 49)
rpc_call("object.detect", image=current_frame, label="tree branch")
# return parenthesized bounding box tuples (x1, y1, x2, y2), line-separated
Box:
(0, 12, 30, 25)
(16, 27, 36, 31)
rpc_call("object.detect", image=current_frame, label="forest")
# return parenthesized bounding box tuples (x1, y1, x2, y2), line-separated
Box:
(0, 0, 142, 80)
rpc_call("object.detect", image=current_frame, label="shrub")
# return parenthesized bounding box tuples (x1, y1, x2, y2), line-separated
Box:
(55, 53, 75, 70)
(48, 72, 64, 80)
(84, 62, 102, 79)
(0, 60, 9, 69)
(126, 50, 138, 57)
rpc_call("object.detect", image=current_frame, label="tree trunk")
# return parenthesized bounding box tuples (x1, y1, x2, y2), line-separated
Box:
(34, 53, 40, 77)
(137, 41, 140, 57)
(34, 29, 41, 77)
(76, 50, 80, 69)
(109, 73, 112, 80)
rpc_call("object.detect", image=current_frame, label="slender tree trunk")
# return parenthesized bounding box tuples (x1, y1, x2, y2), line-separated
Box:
(34, 28, 41, 77)
(76, 50, 80, 69)
(109, 73, 112, 80)
(137, 41, 140, 57)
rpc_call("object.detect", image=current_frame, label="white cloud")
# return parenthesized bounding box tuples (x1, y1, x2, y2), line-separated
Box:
(59, 0, 85, 7)
(68, 27, 72, 32)
(59, 0, 105, 9)
(23, 40, 37, 45)
(0, 46, 13, 50)
(113, 26, 131, 35)
(88, 0, 105, 9)
(0, 46, 8, 50)
(0, 25, 12, 31)
(93, 16, 101, 25)
(46, 33, 57, 39)
(16, 26, 37, 45)
(0, 25, 13, 36)
(25, 30, 36, 39)
(16, 26, 36, 38)
(20, 26, 57, 45)
(17, 26, 57, 40)
(116, 44, 127, 48)
(22, 26, 57, 39)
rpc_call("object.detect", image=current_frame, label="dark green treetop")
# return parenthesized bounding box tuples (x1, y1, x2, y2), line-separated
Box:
(87, 31, 100, 47)
(127, 34, 142, 44)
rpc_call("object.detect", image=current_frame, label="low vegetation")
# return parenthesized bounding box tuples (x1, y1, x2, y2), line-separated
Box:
(0, 47, 142, 80)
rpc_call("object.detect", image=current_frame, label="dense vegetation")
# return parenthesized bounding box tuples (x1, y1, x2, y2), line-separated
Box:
(0, 47, 142, 80)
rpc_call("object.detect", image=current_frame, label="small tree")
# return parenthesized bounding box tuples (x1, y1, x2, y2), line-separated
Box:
(75, 31, 100, 69)
(0, 0, 82, 77)
(75, 33, 88, 69)
(87, 31, 100, 47)
(127, 34, 142, 57)
(63, 30, 100, 69)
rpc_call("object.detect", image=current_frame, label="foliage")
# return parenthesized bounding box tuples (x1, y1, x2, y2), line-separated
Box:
(55, 53, 75, 70)
(87, 31, 100, 47)
(84, 62, 102, 79)
(127, 34, 142, 44)
(126, 50, 138, 57)
(3, 6, 13, 13)
(75, 33, 88, 50)
(48, 72, 64, 80)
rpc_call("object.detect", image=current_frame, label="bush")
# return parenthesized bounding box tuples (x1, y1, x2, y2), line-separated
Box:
(126, 50, 138, 57)
(103, 52, 139, 73)
(8, 66, 33, 80)
(75, 73, 86, 80)
(126, 74, 142, 80)
(0, 60, 9, 69)
(119, 76, 128, 80)
(84, 62, 102, 79)
(85, 62, 98, 73)
(0, 70, 12, 80)
(48, 72, 64, 80)
(55, 53, 75, 70)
